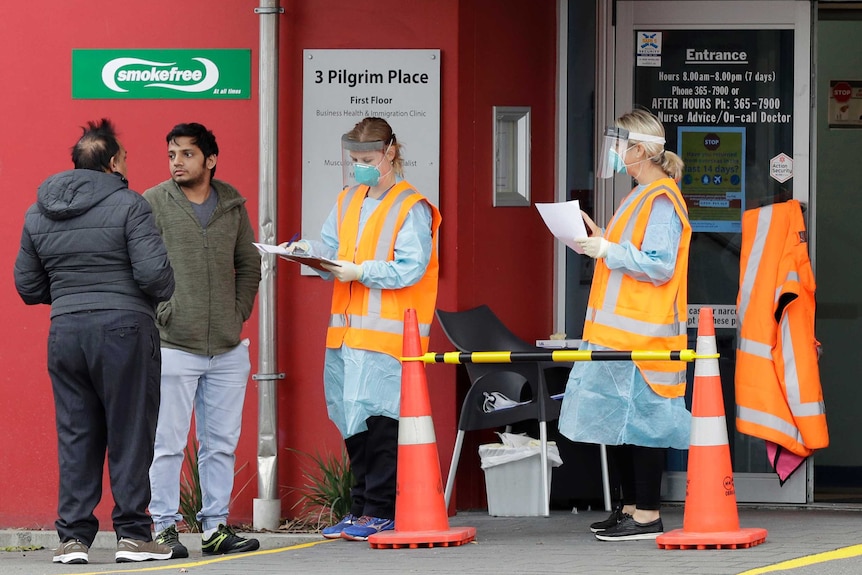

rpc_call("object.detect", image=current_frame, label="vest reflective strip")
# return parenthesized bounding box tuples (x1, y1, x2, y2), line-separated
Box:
(665, 187, 691, 228)
(737, 405, 803, 443)
(586, 307, 685, 339)
(373, 188, 415, 261)
(738, 205, 772, 325)
(780, 312, 826, 418)
(600, 186, 685, 336)
(339, 186, 361, 221)
(329, 313, 432, 337)
(738, 337, 772, 360)
(640, 368, 686, 385)
(689, 415, 729, 447)
(602, 193, 646, 309)
(398, 415, 436, 445)
(366, 188, 416, 316)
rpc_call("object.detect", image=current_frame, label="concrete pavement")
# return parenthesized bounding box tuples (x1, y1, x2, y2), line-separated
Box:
(3, 504, 862, 575)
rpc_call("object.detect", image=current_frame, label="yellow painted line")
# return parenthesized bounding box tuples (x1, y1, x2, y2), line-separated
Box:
(71, 539, 335, 575)
(737, 543, 862, 574)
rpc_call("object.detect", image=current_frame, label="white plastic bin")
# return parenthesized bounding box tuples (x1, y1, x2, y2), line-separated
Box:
(479, 434, 563, 517)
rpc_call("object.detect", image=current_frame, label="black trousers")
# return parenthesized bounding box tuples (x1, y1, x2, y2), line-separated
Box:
(48, 310, 161, 545)
(344, 415, 398, 520)
(607, 444, 666, 511)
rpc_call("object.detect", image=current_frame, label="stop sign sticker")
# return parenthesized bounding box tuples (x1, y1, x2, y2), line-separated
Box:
(833, 81, 852, 103)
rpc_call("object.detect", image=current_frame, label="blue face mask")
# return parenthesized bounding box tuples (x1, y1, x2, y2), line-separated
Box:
(353, 163, 381, 186)
(608, 148, 627, 175)
(353, 142, 393, 186)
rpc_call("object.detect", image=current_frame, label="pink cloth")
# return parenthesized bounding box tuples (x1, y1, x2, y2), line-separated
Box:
(767, 441, 806, 485)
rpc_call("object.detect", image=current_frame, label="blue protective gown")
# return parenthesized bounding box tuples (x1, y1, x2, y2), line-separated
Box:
(558, 189, 691, 450)
(304, 188, 433, 439)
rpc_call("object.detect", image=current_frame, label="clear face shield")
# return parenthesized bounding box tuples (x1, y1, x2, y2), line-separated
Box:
(597, 126, 666, 179)
(341, 135, 392, 187)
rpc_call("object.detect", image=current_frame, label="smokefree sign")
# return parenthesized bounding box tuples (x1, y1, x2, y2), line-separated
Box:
(72, 49, 250, 99)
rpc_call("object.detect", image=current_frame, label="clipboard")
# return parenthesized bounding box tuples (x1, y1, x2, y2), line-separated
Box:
(252, 242, 341, 272)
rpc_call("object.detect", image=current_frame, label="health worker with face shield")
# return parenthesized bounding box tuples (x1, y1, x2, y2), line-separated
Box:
(559, 109, 692, 542)
(279, 117, 441, 541)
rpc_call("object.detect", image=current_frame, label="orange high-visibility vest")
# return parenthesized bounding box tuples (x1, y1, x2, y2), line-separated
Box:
(584, 177, 692, 398)
(325, 181, 441, 359)
(736, 199, 828, 457)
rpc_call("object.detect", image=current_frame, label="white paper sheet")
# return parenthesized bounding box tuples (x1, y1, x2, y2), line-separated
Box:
(535, 200, 589, 254)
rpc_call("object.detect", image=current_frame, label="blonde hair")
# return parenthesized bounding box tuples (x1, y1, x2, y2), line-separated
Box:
(616, 109, 684, 181)
(344, 117, 405, 177)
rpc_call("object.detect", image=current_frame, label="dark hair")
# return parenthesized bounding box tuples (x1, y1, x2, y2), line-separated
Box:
(166, 122, 219, 177)
(71, 118, 121, 172)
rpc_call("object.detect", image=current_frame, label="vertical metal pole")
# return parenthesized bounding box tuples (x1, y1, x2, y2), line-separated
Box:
(596, 0, 614, 512)
(252, 0, 283, 531)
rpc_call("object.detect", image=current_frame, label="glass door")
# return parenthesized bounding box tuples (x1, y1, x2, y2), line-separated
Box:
(603, 0, 813, 503)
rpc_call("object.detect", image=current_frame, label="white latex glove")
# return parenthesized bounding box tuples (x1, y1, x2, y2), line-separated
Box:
(575, 237, 610, 259)
(278, 239, 310, 254)
(322, 260, 364, 283)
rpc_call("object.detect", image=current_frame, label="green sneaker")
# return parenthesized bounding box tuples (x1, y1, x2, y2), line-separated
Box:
(201, 524, 260, 555)
(154, 525, 189, 559)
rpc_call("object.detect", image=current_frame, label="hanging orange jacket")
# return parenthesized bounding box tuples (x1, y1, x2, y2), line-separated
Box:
(584, 177, 692, 398)
(326, 181, 441, 359)
(736, 199, 828, 461)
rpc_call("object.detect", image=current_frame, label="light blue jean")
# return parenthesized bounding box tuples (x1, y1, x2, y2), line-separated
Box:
(148, 339, 251, 532)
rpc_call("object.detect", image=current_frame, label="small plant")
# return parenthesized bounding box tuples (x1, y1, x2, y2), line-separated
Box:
(288, 448, 354, 527)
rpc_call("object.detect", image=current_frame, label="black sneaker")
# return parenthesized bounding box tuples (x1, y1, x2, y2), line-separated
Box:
(154, 525, 189, 559)
(201, 524, 260, 555)
(589, 506, 624, 533)
(595, 514, 664, 541)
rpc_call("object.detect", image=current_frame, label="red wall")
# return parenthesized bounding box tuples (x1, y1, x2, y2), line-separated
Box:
(0, 0, 557, 528)
(0, 1, 262, 528)
(448, 0, 559, 508)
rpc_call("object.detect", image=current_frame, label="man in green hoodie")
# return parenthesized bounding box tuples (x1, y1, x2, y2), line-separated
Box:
(144, 123, 261, 558)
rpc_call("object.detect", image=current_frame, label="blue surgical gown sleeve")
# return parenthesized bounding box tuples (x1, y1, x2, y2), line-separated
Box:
(603, 195, 682, 286)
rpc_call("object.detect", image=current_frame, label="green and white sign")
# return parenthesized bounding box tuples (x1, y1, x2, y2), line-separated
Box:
(72, 49, 251, 99)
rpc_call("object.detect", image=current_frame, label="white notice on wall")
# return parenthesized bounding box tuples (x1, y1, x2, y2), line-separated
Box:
(688, 304, 737, 330)
(301, 49, 441, 275)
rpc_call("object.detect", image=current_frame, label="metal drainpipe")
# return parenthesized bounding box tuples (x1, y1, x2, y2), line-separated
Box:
(252, 0, 283, 531)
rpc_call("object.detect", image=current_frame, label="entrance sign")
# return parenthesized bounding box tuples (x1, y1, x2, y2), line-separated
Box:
(301, 49, 440, 275)
(634, 29, 795, 213)
(72, 50, 251, 99)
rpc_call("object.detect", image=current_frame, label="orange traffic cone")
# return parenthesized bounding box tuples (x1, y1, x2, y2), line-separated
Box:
(368, 308, 476, 549)
(656, 307, 767, 550)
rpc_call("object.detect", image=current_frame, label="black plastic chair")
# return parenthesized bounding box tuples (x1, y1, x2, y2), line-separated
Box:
(436, 305, 568, 516)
